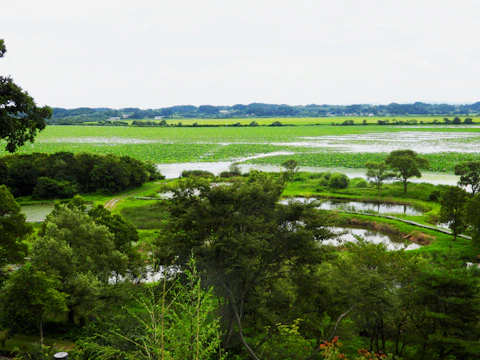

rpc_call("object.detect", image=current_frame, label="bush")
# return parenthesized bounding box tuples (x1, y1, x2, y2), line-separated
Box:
(351, 177, 369, 188)
(317, 172, 332, 187)
(181, 170, 214, 178)
(328, 173, 350, 189)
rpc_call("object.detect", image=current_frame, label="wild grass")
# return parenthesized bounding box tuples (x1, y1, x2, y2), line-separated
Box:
(117, 201, 168, 230)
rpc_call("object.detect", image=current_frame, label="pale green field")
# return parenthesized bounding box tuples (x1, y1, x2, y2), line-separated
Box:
(2, 122, 480, 172)
(126, 116, 480, 126)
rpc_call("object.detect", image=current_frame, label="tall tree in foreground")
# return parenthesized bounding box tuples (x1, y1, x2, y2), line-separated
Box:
(385, 149, 429, 193)
(0, 185, 31, 269)
(412, 262, 480, 359)
(0, 263, 68, 344)
(156, 172, 333, 359)
(31, 204, 128, 323)
(0, 39, 52, 152)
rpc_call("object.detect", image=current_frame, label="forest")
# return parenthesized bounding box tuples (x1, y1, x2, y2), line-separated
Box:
(1, 151, 480, 360)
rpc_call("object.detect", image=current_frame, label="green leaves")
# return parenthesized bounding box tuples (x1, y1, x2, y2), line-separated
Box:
(0, 39, 51, 152)
(0, 185, 31, 267)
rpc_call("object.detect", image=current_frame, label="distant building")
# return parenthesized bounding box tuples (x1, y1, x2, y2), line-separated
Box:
(155, 116, 164, 120)
(108, 117, 120, 120)
(219, 110, 229, 114)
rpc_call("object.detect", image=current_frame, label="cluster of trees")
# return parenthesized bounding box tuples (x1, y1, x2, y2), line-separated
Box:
(49, 102, 480, 123)
(1, 171, 480, 359)
(0, 152, 162, 198)
(377, 117, 473, 125)
(0, 193, 142, 344)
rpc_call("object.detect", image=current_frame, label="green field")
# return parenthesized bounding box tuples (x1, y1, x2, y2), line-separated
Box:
(126, 116, 480, 126)
(2, 121, 480, 172)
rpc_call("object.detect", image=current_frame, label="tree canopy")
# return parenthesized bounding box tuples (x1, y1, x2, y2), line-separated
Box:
(156, 173, 334, 358)
(0, 185, 31, 268)
(0, 39, 52, 152)
(385, 150, 429, 193)
(454, 161, 480, 195)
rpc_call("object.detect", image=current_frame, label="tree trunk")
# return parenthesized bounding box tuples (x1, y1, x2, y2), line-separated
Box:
(68, 307, 75, 324)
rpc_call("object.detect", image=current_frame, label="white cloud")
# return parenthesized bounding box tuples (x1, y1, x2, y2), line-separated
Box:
(1, 0, 479, 107)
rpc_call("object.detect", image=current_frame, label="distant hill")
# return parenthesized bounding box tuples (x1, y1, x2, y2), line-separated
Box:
(49, 102, 480, 124)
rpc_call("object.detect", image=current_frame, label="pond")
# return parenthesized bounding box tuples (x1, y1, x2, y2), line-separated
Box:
(326, 226, 420, 251)
(279, 198, 423, 215)
(21, 203, 93, 222)
(21, 204, 55, 222)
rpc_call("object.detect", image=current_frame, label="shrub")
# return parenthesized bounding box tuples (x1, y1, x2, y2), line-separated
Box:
(181, 170, 214, 178)
(352, 178, 369, 188)
(328, 173, 349, 189)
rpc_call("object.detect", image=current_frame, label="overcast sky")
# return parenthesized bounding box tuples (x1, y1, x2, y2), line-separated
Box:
(2, 0, 479, 109)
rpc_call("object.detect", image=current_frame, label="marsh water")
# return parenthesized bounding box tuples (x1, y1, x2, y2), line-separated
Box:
(326, 226, 420, 251)
(279, 198, 423, 216)
(156, 162, 459, 185)
(21, 204, 55, 222)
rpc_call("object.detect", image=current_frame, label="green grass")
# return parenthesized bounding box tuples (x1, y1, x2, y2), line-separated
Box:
(128, 116, 480, 126)
(0, 330, 74, 353)
(2, 123, 480, 172)
(117, 200, 168, 229)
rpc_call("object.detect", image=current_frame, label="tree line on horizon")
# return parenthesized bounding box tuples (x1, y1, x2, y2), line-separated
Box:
(50, 102, 480, 123)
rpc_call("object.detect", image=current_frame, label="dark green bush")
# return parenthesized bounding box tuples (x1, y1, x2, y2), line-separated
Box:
(328, 173, 350, 189)
(181, 170, 215, 178)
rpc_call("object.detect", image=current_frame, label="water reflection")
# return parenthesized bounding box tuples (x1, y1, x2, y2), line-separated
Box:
(280, 198, 422, 215)
(325, 227, 420, 251)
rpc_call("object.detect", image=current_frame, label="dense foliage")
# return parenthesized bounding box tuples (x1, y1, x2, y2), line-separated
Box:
(2, 152, 480, 359)
(0, 39, 52, 152)
(0, 152, 163, 197)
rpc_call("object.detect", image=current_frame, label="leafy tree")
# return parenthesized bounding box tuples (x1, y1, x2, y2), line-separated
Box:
(281, 159, 299, 182)
(320, 241, 424, 357)
(0, 39, 52, 152)
(454, 161, 480, 195)
(365, 161, 392, 196)
(156, 173, 333, 359)
(385, 150, 429, 193)
(0, 185, 31, 268)
(0, 263, 68, 344)
(466, 193, 480, 246)
(88, 204, 141, 274)
(412, 262, 480, 359)
(439, 186, 468, 241)
(31, 204, 128, 322)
